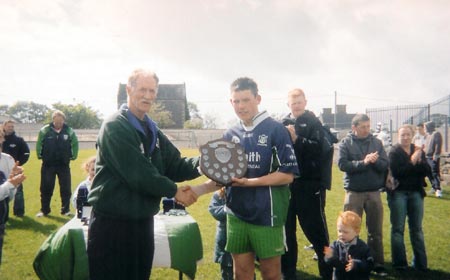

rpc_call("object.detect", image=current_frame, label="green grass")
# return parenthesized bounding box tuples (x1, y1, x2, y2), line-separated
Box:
(1, 149, 449, 279)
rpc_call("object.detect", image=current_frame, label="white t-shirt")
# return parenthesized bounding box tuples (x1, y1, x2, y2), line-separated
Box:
(0, 152, 16, 200)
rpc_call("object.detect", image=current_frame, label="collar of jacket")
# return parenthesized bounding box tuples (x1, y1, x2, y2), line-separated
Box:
(120, 104, 158, 154)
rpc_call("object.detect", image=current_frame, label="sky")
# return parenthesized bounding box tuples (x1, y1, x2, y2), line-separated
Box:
(1, 0, 449, 127)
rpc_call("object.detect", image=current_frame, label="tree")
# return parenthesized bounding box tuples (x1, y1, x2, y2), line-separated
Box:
(148, 102, 175, 128)
(48, 102, 102, 129)
(184, 118, 203, 129)
(7, 101, 50, 123)
(183, 101, 204, 129)
(0, 105, 8, 116)
(187, 101, 201, 119)
(203, 113, 217, 129)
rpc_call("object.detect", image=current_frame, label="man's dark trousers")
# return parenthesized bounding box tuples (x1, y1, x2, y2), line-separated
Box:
(40, 164, 71, 214)
(282, 180, 332, 280)
(426, 158, 441, 191)
(88, 211, 154, 280)
(13, 184, 24, 216)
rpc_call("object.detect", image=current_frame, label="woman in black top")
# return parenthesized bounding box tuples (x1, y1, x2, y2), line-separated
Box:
(388, 124, 431, 271)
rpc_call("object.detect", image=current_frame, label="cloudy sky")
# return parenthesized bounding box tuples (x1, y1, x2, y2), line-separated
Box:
(1, 0, 449, 127)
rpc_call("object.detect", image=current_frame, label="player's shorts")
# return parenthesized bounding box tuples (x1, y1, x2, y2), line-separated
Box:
(225, 214, 285, 259)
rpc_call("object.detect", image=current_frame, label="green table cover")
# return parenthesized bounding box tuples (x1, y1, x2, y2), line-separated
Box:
(33, 213, 203, 279)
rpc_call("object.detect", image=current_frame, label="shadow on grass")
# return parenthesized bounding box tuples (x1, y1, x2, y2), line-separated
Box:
(362, 261, 450, 280)
(426, 195, 449, 201)
(379, 263, 450, 280)
(7, 214, 70, 235)
(294, 270, 322, 279)
(290, 265, 450, 280)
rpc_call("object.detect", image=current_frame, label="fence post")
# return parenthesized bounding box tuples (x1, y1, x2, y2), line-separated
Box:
(389, 117, 393, 143)
(445, 116, 448, 153)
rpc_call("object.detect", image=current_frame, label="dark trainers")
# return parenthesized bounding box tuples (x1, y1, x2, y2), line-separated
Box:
(373, 266, 388, 277)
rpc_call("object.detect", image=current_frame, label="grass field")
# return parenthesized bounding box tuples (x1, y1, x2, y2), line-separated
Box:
(1, 148, 449, 279)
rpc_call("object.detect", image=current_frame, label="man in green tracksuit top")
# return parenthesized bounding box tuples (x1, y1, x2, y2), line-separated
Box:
(36, 110, 78, 217)
(87, 68, 200, 280)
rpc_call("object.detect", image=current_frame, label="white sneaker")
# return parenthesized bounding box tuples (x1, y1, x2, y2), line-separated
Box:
(304, 244, 314, 250)
(61, 211, 72, 216)
(435, 190, 442, 198)
(36, 212, 47, 218)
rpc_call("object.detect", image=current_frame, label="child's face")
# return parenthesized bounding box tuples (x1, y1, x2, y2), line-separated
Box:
(337, 221, 358, 243)
(88, 162, 95, 179)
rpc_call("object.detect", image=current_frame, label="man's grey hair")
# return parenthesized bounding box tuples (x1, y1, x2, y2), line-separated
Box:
(127, 69, 159, 88)
(52, 110, 66, 120)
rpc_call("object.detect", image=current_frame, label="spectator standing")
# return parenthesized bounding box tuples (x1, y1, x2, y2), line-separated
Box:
(3, 120, 30, 217)
(0, 166, 26, 265)
(281, 88, 332, 280)
(209, 187, 233, 280)
(0, 129, 16, 223)
(388, 125, 430, 271)
(338, 114, 388, 277)
(413, 122, 427, 149)
(424, 121, 443, 198)
(36, 110, 79, 217)
(87, 68, 200, 280)
(374, 122, 392, 154)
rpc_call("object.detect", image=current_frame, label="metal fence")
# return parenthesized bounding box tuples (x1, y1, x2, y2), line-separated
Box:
(366, 95, 450, 152)
(21, 128, 225, 151)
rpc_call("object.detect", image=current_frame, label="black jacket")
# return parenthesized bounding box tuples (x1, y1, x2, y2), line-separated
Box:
(338, 133, 388, 192)
(3, 132, 30, 165)
(325, 238, 374, 280)
(282, 110, 323, 181)
(389, 144, 431, 193)
(36, 123, 79, 166)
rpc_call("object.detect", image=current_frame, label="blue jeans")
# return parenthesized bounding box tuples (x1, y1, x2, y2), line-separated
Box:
(387, 191, 427, 270)
(426, 158, 441, 191)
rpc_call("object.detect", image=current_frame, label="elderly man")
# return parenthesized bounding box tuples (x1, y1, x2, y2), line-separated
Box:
(87, 69, 200, 280)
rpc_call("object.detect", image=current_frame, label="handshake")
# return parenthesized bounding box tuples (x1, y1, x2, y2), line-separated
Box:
(174, 185, 198, 207)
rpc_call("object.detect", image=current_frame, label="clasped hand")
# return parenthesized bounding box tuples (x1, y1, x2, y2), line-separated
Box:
(363, 151, 379, 165)
(411, 147, 423, 165)
(323, 247, 356, 272)
(174, 186, 198, 207)
(9, 161, 26, 187)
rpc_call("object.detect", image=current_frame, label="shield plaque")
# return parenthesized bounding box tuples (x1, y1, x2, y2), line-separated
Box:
(199, 139, 247, 186)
